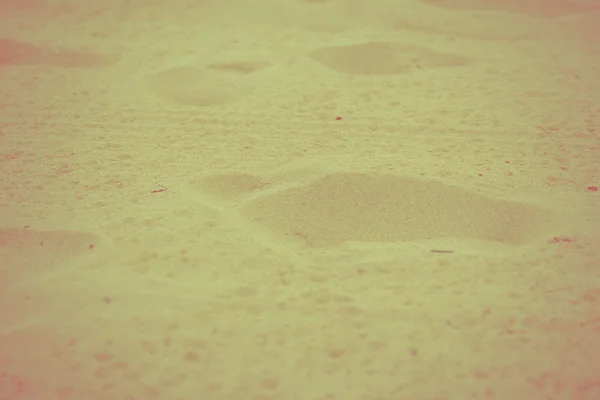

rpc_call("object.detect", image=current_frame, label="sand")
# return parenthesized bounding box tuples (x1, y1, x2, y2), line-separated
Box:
(1, 0, 599, 399)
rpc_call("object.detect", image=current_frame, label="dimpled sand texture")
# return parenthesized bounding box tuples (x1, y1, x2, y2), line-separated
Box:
(1, 1, 600, 400)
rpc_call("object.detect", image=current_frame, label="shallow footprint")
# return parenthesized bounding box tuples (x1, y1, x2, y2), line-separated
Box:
(308, 41, 469, 75)
(186, 173, 273, 202)
(143, 61, 268, 107)
(241, 172, 561, 248)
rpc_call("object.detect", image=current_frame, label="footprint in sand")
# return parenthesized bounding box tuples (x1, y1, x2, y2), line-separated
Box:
(184, 170, 563, 248)
(308, 41, 470, 75)
(142, 61, 271, 107)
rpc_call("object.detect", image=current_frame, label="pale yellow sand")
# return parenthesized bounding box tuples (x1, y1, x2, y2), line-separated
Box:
(1, 1, 600, 399)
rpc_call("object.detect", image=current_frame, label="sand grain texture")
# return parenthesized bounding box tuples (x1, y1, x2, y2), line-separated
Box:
(1, 0, 599, 400)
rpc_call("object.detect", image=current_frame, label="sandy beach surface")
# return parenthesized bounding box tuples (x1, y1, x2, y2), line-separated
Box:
(1, 1, 599, 399)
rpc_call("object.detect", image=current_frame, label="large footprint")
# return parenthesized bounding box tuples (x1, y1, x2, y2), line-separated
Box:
(181, 169, 564, 249)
